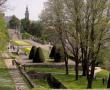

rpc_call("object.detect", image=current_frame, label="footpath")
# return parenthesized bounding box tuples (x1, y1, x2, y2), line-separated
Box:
(3, 53, 29, 90)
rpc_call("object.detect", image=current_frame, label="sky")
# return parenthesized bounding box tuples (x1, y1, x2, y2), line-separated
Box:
(5, 0, 47, 20)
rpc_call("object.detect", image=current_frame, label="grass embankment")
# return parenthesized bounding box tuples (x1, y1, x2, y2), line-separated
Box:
(0, 59, 15, 90)
(12, 40, 31, 46)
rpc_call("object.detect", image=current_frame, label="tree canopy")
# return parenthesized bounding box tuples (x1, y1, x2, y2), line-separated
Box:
(9, 15, 20, 29)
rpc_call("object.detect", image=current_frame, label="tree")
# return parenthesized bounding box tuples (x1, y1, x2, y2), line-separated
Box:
(20, 19, 30, 33)
(41, 0, 110, 88)
(0, 0, 9, 55)
(54, 47, 65, 62)
(9, 15, 20, 29)
(33, 47, 45, 63)
(107, 73, 110, 88)
(49, 45, 56, 59)
(29, 21, 43, 37)
(29, 46, 36, 59)
(41, 0, 69, 75)
(0, 0, 7, 6)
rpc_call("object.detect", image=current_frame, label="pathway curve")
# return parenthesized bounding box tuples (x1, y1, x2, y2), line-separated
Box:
(4, 53, 29, 90)
(24, 39, 52, 51)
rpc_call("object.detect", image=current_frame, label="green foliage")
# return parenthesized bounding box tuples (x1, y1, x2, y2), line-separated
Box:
(33, 47, 45, 63)
(22, 32, 31, 39)
(0, 59, 15, 90)
(96, 69, 109, 78)
(30, 21, 43, 37)
(29, 46, 37, 59)
(9, 15, 20, 29)
(54, 74, 107, 89)
(97, 47, 110, 67)
(21, 19, 30, 33)
(0, 15, 9, 51)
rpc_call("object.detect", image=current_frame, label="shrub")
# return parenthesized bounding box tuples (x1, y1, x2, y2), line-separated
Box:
(54, 47, 65, 62)
(33, 47, 45, 63)
(29, 46, 36, 59)
(22, 32, 31, 39)
(49, 45, 56, 59)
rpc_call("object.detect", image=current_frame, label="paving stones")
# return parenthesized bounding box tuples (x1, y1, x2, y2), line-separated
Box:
(4, 57, 29, 90)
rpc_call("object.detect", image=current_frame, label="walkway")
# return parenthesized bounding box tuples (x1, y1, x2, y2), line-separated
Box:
(4, 53, 29, 90)
(25, 40, 52, 51)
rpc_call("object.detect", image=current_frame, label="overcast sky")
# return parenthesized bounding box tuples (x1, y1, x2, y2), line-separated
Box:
(5, 0, 47, 20)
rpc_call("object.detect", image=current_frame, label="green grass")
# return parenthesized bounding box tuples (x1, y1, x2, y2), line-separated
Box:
(54, 74, 107, 89)
(27, 66, 110, 89)
(31, 86, 50, 90)
(27, 67, 67, 74)
(12, 40, 31, 46)
(0, 59, 15, 90)
(96, 69, 109, 78)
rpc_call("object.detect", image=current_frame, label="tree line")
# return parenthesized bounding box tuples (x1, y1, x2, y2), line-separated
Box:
(9, 15, 44, 38)
(40, 0, 110, 89)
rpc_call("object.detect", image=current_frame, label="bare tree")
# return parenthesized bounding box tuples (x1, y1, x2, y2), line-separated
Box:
(40, 0, 69, 75)
(40, 0, 110, 88)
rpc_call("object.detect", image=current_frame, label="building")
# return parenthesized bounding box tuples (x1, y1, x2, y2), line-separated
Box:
(25, 6, 29, 20)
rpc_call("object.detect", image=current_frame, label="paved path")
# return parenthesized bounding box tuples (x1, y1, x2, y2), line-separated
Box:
(4, 53, 29, 90)
(25, 40, 52, 51)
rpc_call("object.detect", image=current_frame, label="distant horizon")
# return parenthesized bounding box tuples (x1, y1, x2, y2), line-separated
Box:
(4, 0, 47, 21)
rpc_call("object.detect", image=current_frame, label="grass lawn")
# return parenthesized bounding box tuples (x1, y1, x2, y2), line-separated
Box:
(27, 66, 110, 89)
(27, 67, 68, 74)
(31, 86, 50, 90)
(0, 59, 15, 90)
(96, 69, 109, 78)
(12, 40, 31, 46)
(54, 74, 107, 89)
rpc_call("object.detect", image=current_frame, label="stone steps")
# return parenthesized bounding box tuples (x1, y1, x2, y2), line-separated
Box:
(4, 57, 29, 90)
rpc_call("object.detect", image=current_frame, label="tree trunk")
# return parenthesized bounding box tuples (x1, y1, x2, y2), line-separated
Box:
(107, 73, 110, 88)
(82, 60, 87, 76)
(87, 75, 93, 89)
(87, 60, 95, 89)
(75, 60, 79, 80)
(65, 58, 69, 75)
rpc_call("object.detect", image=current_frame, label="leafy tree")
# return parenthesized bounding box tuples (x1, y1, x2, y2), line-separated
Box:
(9, 15, 20, 29)
(40, 0, 110, 88)
(40, 0, 69, 75)
(29, 21, 43, 37)
(20, 19, 30, 33)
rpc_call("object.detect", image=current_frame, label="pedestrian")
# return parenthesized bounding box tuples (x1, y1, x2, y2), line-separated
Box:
(102, 78, 105, 85)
